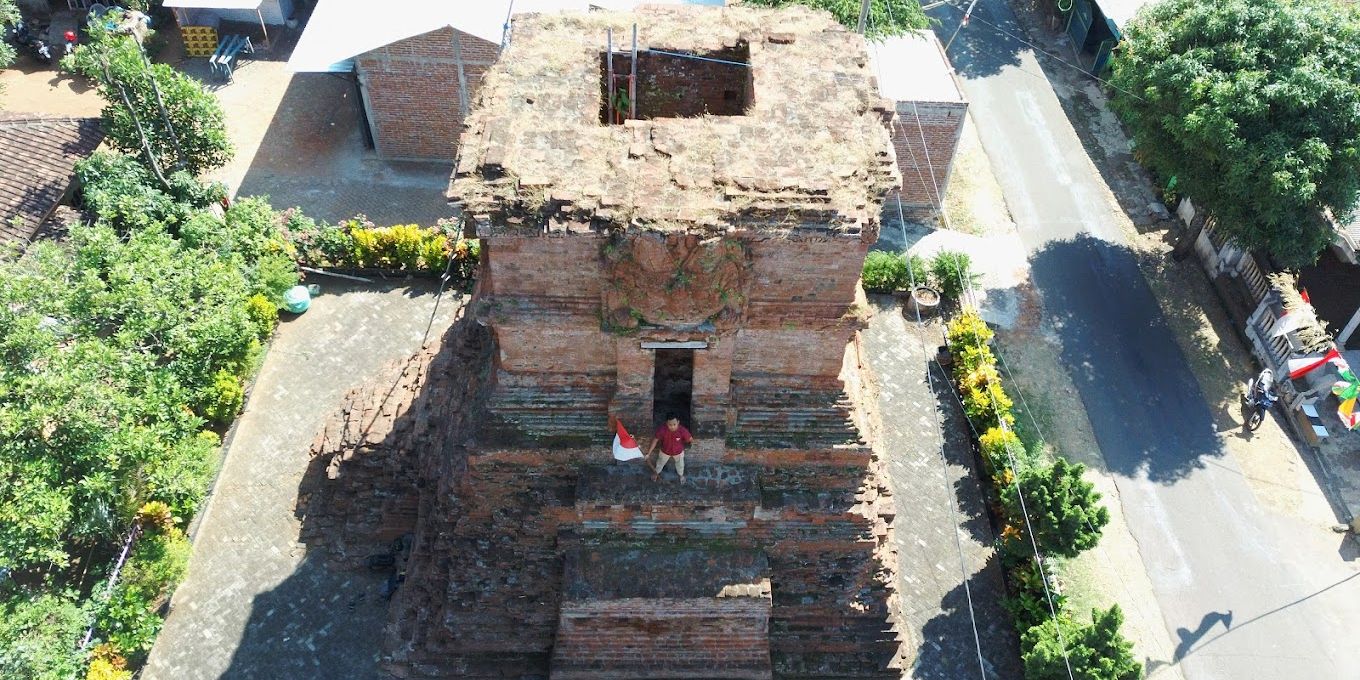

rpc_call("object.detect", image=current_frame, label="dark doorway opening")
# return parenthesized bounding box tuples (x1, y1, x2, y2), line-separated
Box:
(652, 349, 694, 431)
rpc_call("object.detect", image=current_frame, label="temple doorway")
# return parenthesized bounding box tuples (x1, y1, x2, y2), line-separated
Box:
(652, 348, 694, 430)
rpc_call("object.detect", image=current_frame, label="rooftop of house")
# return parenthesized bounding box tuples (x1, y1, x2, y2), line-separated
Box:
(0, 115, 103, 248)
(448, 5, 900, 238)
(867, 30, 964, 104)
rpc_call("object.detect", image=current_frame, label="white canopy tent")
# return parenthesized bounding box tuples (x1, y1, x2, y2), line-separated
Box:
(162, 0, 275, 49)
(287, 0, 716, 73)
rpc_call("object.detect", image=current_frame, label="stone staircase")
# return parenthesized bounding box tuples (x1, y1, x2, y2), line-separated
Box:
(727, 385, 863, 449)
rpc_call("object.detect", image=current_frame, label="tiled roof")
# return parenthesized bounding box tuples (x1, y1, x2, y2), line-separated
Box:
(0, 115, 104, 247)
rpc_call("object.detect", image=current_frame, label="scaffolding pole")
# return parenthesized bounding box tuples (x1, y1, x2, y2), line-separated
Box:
(629, 24, 637, 120)
(606, 28, 615, 123)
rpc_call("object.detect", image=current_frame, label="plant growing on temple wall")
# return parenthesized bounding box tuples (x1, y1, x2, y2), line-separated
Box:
(742, 0, 928, 38)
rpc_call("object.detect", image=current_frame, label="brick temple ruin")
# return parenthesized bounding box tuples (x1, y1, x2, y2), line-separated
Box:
(303, 6, 906, 679)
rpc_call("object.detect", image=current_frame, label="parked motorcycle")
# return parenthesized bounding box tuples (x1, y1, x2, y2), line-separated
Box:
(1243, 368, 1279, 431)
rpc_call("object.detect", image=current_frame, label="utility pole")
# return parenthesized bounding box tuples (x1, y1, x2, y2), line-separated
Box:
(857, 0, 871, 33)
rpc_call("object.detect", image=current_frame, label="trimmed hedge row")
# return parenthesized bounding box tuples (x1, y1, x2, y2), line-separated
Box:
(944, 308, 1139, 680)
(276, 213, 481, 283)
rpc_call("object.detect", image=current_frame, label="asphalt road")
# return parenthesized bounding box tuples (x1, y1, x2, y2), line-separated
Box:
(925, 1, 1360, 677)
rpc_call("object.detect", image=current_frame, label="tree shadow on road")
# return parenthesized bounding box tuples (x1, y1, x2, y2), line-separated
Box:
(925, 1, 1024, 81)
(1028, 235, 1223, 483)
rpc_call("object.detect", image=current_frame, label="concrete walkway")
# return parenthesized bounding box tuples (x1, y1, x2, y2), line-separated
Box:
(860, 298, 1021, 679)
(930, 1, 1360, 678)
(145, 281, 461, 680)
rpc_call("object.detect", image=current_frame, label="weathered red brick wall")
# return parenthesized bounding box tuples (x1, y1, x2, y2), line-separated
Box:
(355, 27, 499, 161)
(607, 46, 751, 121)
(553, 598, 773, 679)
(480, 232, 868, 447)
(891, 100, 967, 219)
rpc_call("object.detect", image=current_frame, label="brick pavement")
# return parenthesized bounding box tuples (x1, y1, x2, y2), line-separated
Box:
(143, 281, 463, 680)
(859, 297, 1021, 679)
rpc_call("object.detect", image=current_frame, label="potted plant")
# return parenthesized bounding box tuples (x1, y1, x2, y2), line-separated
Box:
(905, 284, 941, 318)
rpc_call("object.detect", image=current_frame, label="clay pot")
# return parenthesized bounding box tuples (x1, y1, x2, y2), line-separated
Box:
(904, 285, 941, 318)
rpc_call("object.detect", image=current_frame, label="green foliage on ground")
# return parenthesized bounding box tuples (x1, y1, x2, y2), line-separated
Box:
(278, 214, 481, 282)
(945, 307, 1133, 679)
(1001, 458, 1110, 560)
(0, 0, 19, 76)
(1, 142, 312, 672)
(740, 0, 928, 38)
(930, 250, 979, 304)
(861, 250, 929, 292)
(0, 591, 89, 680)
(62, 9, 233, 176)
(1020, 606, 1141, 680)
(1109, 0, 1360, 266)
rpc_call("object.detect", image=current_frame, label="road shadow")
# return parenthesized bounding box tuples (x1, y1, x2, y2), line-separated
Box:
(1028, 235, 1223, 483)
(926, 0, 1024, 80)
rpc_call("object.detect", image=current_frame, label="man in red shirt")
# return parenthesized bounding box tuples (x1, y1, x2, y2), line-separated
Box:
(648, 413, 692, 483)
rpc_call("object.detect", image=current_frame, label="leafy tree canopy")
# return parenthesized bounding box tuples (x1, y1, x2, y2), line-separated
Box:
(741, 0, 928, 38)
(0, 0, 18, 73)
(1109, 0, 1360, 266)
(62, 11, 233, 177)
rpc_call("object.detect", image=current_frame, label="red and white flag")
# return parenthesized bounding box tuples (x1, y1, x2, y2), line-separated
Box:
(612, 420, 643, 461)
(1287, 347, 1345, 380)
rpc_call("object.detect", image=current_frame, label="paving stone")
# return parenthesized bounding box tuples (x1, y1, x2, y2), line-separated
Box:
(143, 282, 463, 680)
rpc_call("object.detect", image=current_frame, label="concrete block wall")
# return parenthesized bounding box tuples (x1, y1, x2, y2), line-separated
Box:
(355, 27, 499, 161)
(890, 100, 967, 219)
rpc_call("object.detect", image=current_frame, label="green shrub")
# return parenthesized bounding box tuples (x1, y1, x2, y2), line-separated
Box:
(199, 369, 244, 426)
(420, 234, 449, 272)
(1021, 605, 1141, 680)
(145, 431, 219, 521)
(1002, 458, 1109, 559)
(0, 591, 88, 680)
(932, 250, 981, 304)
(247, 253, 299, 307)
(244, 294, 279, 340)
(904, 253, 929, 287)
(861, 250, 908, 292)
(946, 307, 994, 352)
(97, 528, 190, 659)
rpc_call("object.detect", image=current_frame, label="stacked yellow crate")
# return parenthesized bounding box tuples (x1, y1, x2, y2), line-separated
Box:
(181, 26, 218, 58)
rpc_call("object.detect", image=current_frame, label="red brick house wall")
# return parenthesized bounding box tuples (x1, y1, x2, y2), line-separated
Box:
(354, 27, 499, 161)
(890, 99, 967, 219)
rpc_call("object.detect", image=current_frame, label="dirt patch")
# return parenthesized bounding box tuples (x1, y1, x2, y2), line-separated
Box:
(941, 114, 1015, 237)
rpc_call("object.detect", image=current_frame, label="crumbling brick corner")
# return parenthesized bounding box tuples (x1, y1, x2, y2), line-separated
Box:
(448, 4, 900, 450)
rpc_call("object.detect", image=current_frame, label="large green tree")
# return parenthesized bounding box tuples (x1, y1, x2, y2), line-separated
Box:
(1109, 0, 1360, 267)
(62, 11, 233, 177)
(0, 0, 18, 74)
(741, 0, 928, 38)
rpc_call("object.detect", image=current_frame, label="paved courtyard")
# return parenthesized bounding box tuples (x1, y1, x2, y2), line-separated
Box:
(144, 282, 462, 680)
(859, 298, 1021, 679)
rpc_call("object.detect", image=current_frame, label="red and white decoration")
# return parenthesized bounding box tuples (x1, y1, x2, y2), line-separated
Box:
(612, 420, 643, 461)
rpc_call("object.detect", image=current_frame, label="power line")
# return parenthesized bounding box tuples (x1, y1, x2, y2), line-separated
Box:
(873, 6, 991, 678)
(933, 0, 1146, 103)
(881, 6, 1077, 668)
